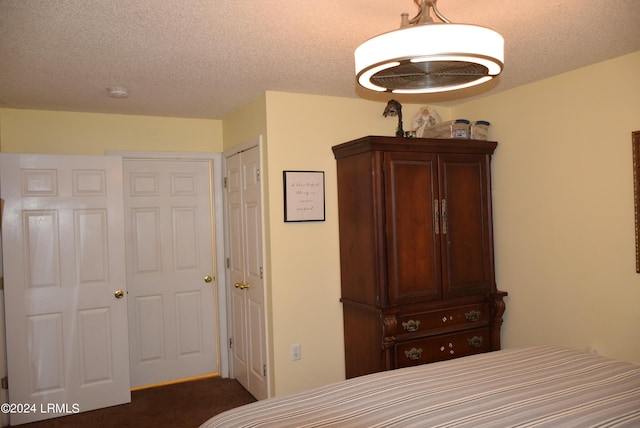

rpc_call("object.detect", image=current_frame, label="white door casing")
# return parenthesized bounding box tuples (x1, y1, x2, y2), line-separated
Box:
(0, 224, 8, 428)
(225, 142, 268, 400)
(123, 159, 218, 388)
(0, 154, 131, 425)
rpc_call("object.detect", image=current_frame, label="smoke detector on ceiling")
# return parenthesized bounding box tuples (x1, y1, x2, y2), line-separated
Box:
(107, 86, 129, 98)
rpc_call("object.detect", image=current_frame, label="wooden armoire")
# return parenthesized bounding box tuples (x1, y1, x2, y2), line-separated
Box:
(332, 136, 507, 379)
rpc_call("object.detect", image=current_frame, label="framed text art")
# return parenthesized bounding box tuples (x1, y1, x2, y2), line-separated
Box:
(283, 170, 325, 222)
(633, 131, 640, 272)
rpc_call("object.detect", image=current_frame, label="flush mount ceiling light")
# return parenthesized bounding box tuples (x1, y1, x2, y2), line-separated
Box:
(355, 0, 504, 94)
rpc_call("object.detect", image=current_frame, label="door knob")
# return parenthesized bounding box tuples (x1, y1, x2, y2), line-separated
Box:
(234, 282, 249, 290)
(114, 290, 124, 299)
(204, 275, 213, 283)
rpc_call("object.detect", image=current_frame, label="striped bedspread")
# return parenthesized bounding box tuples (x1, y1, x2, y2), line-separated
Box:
(201, 346, 640, 427)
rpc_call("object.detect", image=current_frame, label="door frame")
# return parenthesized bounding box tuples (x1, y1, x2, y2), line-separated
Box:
(0, 228, 7, 428)
(108, 151, 229, 378)
(223, 136, 271, 397)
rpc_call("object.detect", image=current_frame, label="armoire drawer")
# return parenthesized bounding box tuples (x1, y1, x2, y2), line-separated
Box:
(394, 327, 490, 368)
(394, 304, 487, 336)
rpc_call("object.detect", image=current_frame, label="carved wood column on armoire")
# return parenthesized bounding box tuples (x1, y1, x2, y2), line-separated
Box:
(332, 135, 507, 379)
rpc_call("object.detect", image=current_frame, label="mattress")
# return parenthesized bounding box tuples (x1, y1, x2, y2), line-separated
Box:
(200, 346, 640, 427)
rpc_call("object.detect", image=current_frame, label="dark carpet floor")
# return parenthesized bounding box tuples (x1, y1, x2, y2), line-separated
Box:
(15, 376, 256, 428)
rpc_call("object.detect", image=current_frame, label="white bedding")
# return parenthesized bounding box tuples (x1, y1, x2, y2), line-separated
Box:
(201, 346, 640, 427)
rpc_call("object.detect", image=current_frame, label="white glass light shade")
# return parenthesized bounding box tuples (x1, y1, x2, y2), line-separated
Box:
(355, 23, 504, 93)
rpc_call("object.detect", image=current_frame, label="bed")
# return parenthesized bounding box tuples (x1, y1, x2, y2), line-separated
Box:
(200, 346, 640, 427)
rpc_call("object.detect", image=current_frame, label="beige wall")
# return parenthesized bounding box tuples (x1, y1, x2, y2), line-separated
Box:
(453, 51, 640, 363)
(0, 108, 223, 154)
(222, 93, 267, 152)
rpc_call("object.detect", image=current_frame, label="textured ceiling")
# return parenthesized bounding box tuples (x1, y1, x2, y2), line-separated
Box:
(1, 0, 639, 120)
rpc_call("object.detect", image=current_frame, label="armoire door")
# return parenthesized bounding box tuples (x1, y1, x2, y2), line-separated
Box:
(123, 159, 218, 388)
(225, 145, 268, 400)
(384, 151, 442, 305)
(0, 154, 131, 425)
(439, 153, 494, 298)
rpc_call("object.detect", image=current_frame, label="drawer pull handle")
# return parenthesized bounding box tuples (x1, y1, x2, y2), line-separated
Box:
(402, 320, 421, 332)
(467, 336, 484, 348)
(465, 310, 481, 322)
(404, 347, 423, 360)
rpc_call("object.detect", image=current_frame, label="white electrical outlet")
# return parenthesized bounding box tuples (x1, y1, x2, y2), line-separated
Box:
(291, 343, 301, 361)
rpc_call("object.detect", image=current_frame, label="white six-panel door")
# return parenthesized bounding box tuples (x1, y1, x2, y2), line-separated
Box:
(226, 146, 268, 400)
(0, 154, 131, 425)
(123, 159, 218, 388)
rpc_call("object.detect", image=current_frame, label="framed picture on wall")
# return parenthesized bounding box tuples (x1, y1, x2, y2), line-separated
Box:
(283, 170, 325, 222)
(633, 131, 640, 272)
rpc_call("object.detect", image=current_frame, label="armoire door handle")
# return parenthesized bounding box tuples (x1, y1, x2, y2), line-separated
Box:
(441, 198, 447, 234)
(434, 199, 440, 235)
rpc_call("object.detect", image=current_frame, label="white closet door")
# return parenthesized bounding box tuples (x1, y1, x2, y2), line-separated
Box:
(123, 159, 218, 388)
(226, 145, 268, 400)
(1, 154, 130, 425)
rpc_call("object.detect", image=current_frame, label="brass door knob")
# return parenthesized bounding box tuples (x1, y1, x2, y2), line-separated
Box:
(234, 282, 249, 290)
(114, 290, 124, 299)
(204, 275, 213, 283)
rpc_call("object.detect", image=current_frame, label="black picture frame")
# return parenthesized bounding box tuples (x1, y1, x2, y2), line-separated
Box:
(283, 170, 325, 222)
(632, 131, 640, 272)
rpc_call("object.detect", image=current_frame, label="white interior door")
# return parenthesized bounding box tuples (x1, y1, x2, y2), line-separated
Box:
(0, 154, 130, 425)
(225, 145, 268, 400)
(123, 159, 218, 388)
